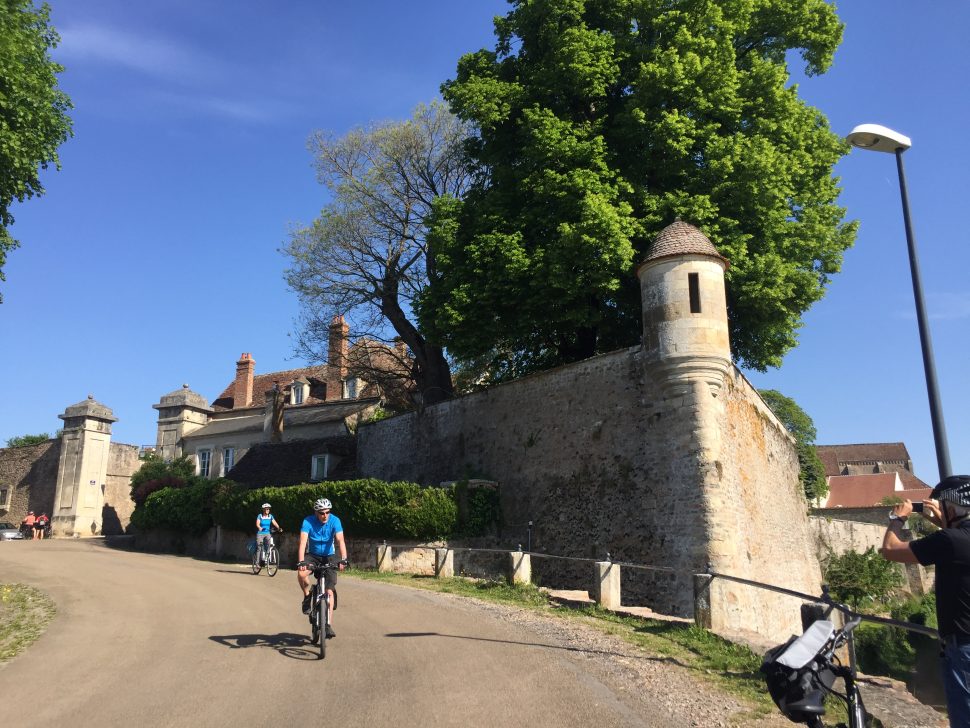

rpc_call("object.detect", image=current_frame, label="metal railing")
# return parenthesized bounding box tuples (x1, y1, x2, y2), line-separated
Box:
(370, 540, 938, 641)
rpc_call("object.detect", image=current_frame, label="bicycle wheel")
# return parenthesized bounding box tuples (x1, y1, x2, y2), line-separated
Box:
(251, 548, 261, 575)
(267, 547, 279, 577)
(318, 594, 327, 659)
(309, 586, 320, 645)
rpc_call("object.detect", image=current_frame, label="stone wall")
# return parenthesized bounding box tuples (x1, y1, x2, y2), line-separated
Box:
(810, 515, 886, 555)
(357, 348, 820, 642)
(103, 443, 140, 535)
(0, 439, 61, 524)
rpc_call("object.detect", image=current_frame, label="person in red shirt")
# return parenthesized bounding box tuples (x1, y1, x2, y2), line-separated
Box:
(21, 511, 36, 539)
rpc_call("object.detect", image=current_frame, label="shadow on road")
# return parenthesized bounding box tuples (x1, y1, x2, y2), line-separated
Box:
(209, 632, 317, 660)
(384, 631, 682, 665)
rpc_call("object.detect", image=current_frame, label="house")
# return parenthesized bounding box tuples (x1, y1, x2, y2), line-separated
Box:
(153, 316, 407, 485)
(815, 442, 932, 508)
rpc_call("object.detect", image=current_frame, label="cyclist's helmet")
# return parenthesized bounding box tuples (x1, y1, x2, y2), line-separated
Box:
(931, 475, 970, 508)
(313, 497, 332, 512)
(261, 503, 271, 509)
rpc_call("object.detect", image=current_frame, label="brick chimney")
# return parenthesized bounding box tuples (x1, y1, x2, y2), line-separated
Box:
(327, 316, 349, 401)
(234, 353, 255, 408)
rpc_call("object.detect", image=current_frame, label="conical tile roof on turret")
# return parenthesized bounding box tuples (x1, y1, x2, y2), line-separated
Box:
(638, 219, 729, 270)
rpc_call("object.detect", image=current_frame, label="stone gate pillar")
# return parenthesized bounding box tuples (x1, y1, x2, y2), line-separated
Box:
(52, 396, 117, 537)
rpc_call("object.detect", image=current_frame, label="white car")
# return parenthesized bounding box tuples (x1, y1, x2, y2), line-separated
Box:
(0, 521, 25, 540)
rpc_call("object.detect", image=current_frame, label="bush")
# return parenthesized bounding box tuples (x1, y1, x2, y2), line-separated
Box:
(130, 479, 229, 535)
(212, 479, 462, 540)
(855, 594, 938, 681)
(130, 454, 196, 506)
(823, 547, 904, 609)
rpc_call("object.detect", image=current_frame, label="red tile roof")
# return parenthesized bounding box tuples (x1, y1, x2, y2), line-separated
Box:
(825, 473, 932, 508)
(213, 365, 330, 411)
(815, 443, 912, 476)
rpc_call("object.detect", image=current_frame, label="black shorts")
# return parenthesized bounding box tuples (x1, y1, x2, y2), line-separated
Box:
(306, 554, 338, 592)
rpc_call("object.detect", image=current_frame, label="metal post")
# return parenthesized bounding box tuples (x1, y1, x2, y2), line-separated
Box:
(527, 520, 533, 552)
(895, 149, 952, 480)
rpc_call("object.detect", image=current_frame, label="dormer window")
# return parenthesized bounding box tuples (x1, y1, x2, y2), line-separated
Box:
(342, 378, 359, 399)
(291, 380, 307, 405)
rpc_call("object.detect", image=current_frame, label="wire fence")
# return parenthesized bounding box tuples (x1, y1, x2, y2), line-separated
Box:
(374, 540, 938, 640)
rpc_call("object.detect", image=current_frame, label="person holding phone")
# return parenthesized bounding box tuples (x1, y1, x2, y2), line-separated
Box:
(880, 474, 970, 728)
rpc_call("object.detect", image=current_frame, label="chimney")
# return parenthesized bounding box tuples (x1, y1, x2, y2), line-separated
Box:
(327, 316, 349, 401)
(234, 353, 255, 408)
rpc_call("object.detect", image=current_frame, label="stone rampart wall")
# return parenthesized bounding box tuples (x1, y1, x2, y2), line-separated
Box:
(0, 440, 61, 524)
(357, 348, 821, 641)
(103, 443, 140, 534)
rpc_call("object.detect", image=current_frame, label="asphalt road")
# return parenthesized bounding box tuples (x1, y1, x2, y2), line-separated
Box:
(0, 540, 662, 728)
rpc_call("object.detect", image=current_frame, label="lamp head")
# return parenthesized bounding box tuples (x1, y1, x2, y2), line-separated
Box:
(846, 124, 911, 153)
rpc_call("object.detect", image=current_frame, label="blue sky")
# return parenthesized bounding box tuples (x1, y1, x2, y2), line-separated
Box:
(1, 1, 967, 485)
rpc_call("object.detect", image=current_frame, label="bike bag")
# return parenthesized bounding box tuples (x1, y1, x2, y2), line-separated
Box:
(762, 620, 836, 723)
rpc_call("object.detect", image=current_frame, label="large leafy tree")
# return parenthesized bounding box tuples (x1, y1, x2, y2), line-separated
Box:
(418, 0, 856, 375)
(285, 102, 471, 406)
(0, 1, 73, 301)
(759, 388, 828, 502)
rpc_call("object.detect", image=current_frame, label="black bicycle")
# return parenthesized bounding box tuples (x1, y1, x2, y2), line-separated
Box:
(298, 559, 346, 659)
(762, 597, 882, 728)
(252, 529, 281, 577)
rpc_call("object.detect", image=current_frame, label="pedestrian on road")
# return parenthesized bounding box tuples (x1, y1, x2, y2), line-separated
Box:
(296, 497, 347, 639)
(21, 511, 36, 539)
(35, 512, 49, 539)
(880, 474, 970, 728)
(255, 503, 282, 565)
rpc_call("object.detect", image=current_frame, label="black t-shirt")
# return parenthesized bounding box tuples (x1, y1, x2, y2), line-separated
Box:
(910, 520, 970, 637)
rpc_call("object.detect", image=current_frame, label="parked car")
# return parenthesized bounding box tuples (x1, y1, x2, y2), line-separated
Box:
(0, 521, 25, 540)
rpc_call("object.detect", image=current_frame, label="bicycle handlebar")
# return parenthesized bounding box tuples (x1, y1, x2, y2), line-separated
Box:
(296, 559, 348, 571)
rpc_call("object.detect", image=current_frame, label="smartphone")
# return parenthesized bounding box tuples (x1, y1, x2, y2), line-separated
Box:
(912, 502, 924, 513)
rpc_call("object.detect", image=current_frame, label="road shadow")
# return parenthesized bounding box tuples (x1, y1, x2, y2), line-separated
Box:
(384, 631, 682, 665)
(209, 632, 318, 660)
(212, 569, 263, 576)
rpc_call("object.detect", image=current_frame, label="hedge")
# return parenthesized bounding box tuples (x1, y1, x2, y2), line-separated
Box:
(212, 479, 459, 540)
(130, 477, 501, 541)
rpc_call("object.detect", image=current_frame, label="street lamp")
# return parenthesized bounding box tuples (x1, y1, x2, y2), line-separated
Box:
(846, 123, 952, 481)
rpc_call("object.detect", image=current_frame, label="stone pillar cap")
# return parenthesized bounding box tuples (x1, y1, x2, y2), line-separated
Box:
(59, 395, 118, 422)
(153, 384, 212, 411)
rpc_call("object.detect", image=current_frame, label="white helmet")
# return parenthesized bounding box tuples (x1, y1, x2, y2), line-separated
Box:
(313, 497, 332, 512)
(261, 503, 271, 509)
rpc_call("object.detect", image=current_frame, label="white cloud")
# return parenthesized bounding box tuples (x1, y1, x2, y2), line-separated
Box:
(57, 23, 220, 84)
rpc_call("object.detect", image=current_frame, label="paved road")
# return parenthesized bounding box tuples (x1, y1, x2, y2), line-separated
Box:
(0, 540, 663, 728)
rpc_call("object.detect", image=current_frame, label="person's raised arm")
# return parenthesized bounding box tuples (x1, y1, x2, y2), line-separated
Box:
(880, 501, 919, 564)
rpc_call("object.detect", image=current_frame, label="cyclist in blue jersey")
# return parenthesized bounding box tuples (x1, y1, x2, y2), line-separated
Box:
(297, 497, 347, 638)
(255, 503, 282, 565)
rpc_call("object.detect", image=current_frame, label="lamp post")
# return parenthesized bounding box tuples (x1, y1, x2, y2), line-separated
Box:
(846, 123, 952, 481)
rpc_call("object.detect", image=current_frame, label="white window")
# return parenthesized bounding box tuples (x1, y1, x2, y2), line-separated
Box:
(0, 487, 9, 510)
(222, 447, 235, 476)
(198, 449, 211, 478)
(311, 454, 330, 482)
(342, 378, 359, 399)
(292, 384, 305, 404)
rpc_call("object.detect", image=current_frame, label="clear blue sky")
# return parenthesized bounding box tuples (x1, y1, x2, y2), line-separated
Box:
(1, 1, 967, 485)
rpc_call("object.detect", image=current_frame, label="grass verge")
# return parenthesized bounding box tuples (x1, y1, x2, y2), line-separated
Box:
(348, 569, 775, 716)
(0, 584, 56, 664)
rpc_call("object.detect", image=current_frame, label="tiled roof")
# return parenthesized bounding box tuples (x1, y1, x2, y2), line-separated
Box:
(213, 365, 330, 411)
(640, 220, 728, 266)
(227, 436, 357, 489)
(183, 399, 379, 440)
(815, 443, 911, 476)
(824, 473, 933, 508)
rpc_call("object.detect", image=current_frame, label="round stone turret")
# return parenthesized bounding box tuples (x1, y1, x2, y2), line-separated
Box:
(637, 220, 731, 396)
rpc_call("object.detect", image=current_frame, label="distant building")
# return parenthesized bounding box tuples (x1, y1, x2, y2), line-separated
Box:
(816, 442, 931, 507)
(152, 316, 408, 485)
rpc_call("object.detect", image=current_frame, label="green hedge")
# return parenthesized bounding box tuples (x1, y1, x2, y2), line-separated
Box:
(129, 479, 230, 536)
(212, 479, 460, 540)
(131, 477, 500, 541)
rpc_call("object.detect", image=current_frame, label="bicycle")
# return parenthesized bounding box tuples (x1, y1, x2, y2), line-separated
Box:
(297, 559, 346, 660)
(762, 595, 882, 728)
(251, 530, 281, 577)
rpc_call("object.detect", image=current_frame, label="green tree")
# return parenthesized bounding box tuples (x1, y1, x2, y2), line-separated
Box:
(759, 388, 828, 501)
(285, 102, 471, 406)
(0, 1, 73, 301)
(4, 432, 51, 448)
(418, 0, 856, 376)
